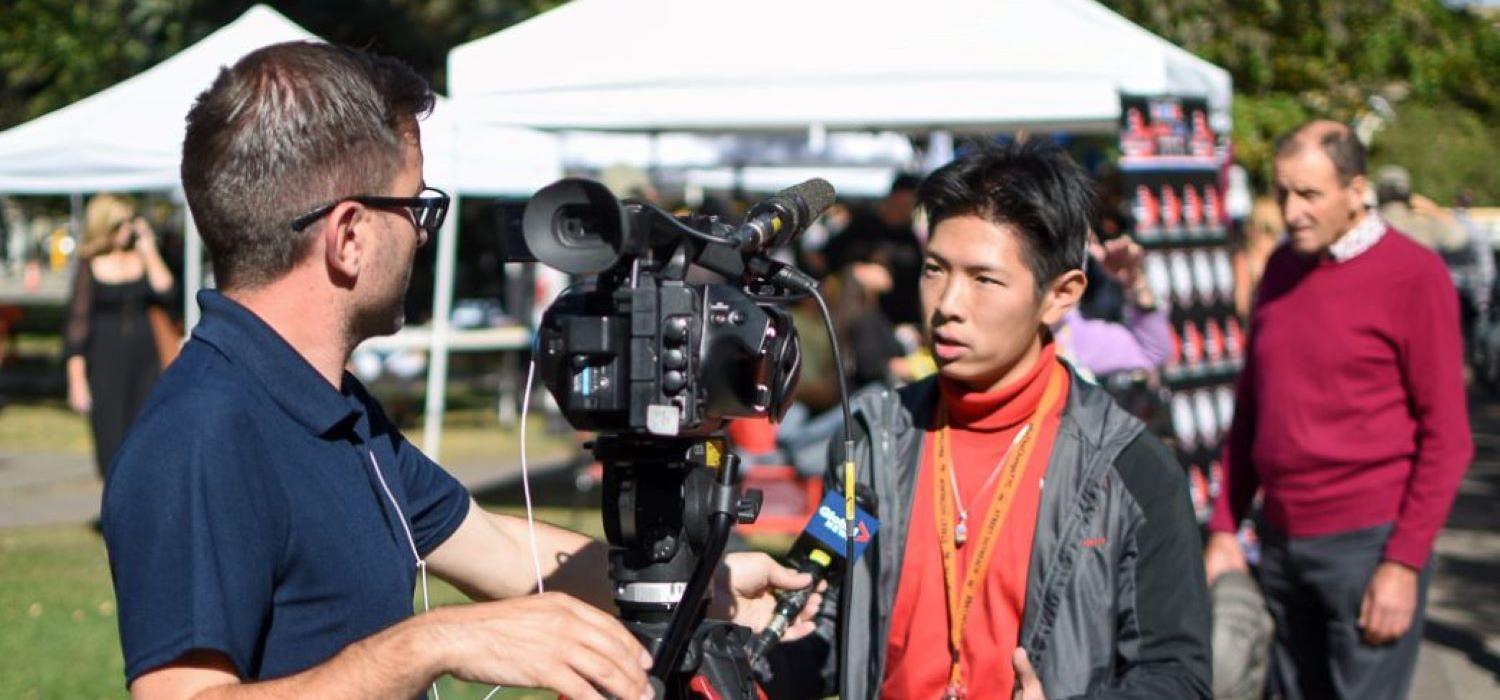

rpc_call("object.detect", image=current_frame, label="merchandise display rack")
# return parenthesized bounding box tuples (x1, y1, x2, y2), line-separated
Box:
(1118, 95, 1240, 527)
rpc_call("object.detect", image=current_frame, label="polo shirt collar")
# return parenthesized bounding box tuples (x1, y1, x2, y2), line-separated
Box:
(1328, 211, 1387, 262)
(191, 290, 360, 436)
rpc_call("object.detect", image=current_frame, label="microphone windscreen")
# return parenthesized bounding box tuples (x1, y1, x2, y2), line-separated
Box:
(786, 178, 836, 221)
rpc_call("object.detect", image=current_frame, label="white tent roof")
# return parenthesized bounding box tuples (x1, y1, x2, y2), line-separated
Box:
(449, 0, 1232, 134)
(555, 130, 916, 170)
(0, 4, 560, 196)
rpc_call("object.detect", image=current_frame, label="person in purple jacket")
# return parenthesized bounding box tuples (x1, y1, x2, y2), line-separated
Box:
(1056, 232, 1172, 377)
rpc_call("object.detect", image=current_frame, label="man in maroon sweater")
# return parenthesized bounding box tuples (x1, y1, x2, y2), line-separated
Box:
(1203, 120, 1473, 700)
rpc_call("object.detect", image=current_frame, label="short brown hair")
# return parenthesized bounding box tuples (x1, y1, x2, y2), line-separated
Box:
(180, 42, 433, 289)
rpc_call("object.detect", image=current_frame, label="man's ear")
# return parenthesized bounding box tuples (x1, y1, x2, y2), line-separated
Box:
(1040, 268, 1087, 326)
(1346, 173, 1370, 214)
(323, 202, 365, 287)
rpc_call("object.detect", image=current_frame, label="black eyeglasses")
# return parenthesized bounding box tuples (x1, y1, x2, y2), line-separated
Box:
(290, 186, 450, 239)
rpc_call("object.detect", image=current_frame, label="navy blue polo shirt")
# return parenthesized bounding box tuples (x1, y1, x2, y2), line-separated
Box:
(102, 291, 470, 685)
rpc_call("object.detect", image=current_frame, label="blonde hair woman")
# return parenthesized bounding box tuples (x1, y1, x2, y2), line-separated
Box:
(1233, 196, 1284, 319)
(65, 193, 175, 478)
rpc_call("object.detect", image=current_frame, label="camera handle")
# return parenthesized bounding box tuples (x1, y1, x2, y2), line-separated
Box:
(597, 435, 764, 699)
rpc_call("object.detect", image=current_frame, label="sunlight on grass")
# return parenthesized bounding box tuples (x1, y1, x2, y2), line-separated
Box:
(0, 459, 790, 699)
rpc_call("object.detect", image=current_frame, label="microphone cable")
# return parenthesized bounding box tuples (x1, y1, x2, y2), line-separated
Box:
(806, 284, 858, 700)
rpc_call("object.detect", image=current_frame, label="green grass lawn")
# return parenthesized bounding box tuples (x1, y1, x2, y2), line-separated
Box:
(0, 399, 93, 454)
(1, 508, 588, 699)
(0, 374, 797, 697)
(0, 389, 572, 462)
(1, 503, 793, 699)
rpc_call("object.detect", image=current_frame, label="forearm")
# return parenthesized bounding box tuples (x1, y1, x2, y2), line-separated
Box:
(156, 616, 443, 700)
(1386, 275, 1474, 567)
(1065, 313, 1162, 375)
(1386, 401, 1472, 568)
(426, 501, 613, 612)
(1121, 302, 1172, 367)
(534, 532, 613, 610)
(68, 355, 88, 387)
(141, 248, 175, 295)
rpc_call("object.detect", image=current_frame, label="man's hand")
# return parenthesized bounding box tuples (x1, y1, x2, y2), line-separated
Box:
(431, 592, 653, 700)
(1359, 561, 1419, 646)
(711, 552, 819, 641)
(1202, 531, 1248, 585)
(1012, 648, 1047, 700)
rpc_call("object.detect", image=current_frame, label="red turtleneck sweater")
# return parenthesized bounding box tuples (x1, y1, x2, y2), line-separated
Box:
(881, 345, 1070, 700)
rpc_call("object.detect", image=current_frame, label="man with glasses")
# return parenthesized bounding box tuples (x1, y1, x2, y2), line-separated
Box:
(101, 42, 812, 700)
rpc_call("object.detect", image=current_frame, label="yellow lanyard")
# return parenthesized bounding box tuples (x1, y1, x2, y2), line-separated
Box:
(933, 364, 1065, 699)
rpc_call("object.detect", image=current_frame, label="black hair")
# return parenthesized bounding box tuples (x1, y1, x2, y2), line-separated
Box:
(917, 140, 1094, 297)
(889, 172, 922, 194)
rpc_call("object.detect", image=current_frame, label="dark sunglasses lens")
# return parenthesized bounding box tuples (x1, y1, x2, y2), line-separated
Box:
(425, 201, 448, 232)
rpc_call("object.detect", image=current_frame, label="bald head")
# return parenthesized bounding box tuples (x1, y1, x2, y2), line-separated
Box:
(1274, 120, 1366, 186)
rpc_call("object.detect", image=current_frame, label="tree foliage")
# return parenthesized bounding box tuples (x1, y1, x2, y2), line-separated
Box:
(1101, 0, 1500, 200)
(3, 1, 1498, 201)
(0, 0, 562, 131)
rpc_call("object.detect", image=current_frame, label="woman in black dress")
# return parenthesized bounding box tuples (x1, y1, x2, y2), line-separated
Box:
(65, 194, 175, 479)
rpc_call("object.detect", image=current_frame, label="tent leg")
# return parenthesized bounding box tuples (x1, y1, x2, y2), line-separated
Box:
(423, 193, 460, 460)
(183, 202, 203, 330)
(69, 193, 83, 246)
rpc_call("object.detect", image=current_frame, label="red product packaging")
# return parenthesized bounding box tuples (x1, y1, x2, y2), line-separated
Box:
(1183, 184, 1204, 230)
(1191, 109, 1215, 158)
(1203, 319, 1226, 364)
(1181, 322, 1205, 370)
(1160, 185, 1182, 232)
(1223, 317, 1244, 361)
(1123, 107, 1154, 157)
(1182, 320, 1206, 370)
(1133, 185, 1160, 234)
(1204, 184, 1224, 226)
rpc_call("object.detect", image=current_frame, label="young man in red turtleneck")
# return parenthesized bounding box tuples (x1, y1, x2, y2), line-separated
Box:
(760, 141, 1211, 699)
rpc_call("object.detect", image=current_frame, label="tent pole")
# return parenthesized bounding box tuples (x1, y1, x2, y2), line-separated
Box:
(182, 199, 203, 330)
(422, 192, 460, 459)
(69, 193, 83, 245)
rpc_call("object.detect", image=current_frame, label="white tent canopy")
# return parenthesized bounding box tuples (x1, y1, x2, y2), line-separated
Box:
(0, 4, 563, 458)
(554, 130, 917, 171)
(0, 6, 317, 193)
(0, 4, 560, 196)
(448, 0, 1233, 135)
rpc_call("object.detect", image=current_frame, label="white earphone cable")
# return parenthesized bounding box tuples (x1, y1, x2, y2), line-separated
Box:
(367, 448, 441, 700)
(477, 350, 548, 700)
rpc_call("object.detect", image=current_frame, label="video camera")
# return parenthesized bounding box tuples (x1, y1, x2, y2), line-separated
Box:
(521, 178, 834, 436)
(515, 176, 836, 699)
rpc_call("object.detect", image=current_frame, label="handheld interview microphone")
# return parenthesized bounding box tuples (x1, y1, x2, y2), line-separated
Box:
(730, 178, 836, 254)
(746, 486, 879, 662)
